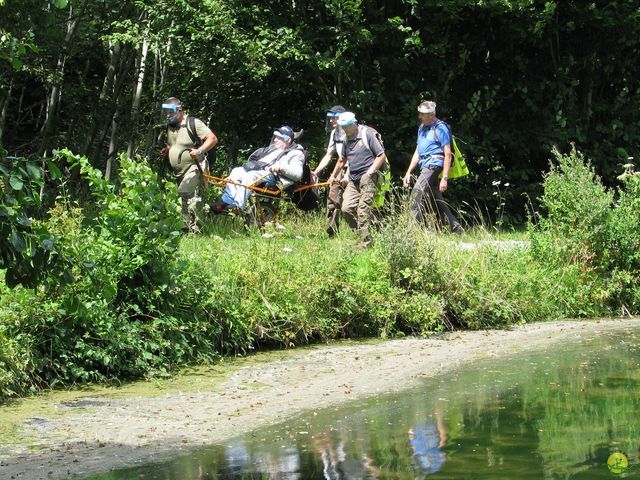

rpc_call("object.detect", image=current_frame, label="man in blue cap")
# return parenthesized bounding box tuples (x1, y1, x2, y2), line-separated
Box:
(328, 111, 387, 248)
(313, 105, 347, 236)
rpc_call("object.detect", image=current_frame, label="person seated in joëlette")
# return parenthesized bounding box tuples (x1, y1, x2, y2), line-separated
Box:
(214, 126, 305, 211)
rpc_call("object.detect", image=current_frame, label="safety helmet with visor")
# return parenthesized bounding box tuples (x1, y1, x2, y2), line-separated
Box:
(162, 99, 183, 127)
(325, 104, 346, 133)
(270, 126, 295, 148)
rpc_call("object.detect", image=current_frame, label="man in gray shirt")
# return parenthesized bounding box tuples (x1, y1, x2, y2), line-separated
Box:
(328, 112, 387, 248)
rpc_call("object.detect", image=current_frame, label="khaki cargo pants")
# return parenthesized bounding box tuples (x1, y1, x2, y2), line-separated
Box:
(177, 165, 203, 233)
(326, 168, 346, 236)
(341, 170, 383, 248)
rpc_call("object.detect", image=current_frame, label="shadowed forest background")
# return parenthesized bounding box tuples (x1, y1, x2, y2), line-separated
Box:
(2, 0, 639, 223)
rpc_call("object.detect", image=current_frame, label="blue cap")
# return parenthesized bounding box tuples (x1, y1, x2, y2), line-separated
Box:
(337, 112, 357, 126)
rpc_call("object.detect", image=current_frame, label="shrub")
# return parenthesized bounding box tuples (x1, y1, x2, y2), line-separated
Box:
(531, 147, 613, 272)
(0, 150, 228, 394)
(0, 148, 60, 288)
(530, 147, 640, 314)
(0, 324, 30, 400)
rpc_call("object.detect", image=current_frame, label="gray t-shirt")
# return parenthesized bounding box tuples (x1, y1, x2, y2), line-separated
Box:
(344, 126, 385, 182)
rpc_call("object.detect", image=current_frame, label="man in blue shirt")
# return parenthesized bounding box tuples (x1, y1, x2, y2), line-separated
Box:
(402, 101, 463, 233)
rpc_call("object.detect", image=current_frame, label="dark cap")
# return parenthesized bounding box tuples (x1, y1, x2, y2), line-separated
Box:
(327, 105, 346, 117)
(274, 126, 294, 142)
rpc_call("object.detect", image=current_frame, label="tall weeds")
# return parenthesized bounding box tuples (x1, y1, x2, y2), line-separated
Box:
(2, 147, 640, 401)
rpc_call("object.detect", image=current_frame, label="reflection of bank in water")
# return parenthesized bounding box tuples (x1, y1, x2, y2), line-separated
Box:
(224, 440, 301, 477)
(313, 431, 381, 479)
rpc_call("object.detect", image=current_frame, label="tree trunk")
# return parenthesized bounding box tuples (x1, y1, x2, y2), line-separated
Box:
(126, 36, 149, 159)
(38, 3, 83, 157)
(145, 52, 160, 161)
(0, 81, 13, 146)
(105, 111, 119, 180)
(88, 45, 136, 163)
(81, 42, 123, 156)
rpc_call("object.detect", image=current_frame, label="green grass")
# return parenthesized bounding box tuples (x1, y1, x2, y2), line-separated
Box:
(0, 208, 609, 401)
(180, 208, 568, 339)
(2, 148, 637, 401)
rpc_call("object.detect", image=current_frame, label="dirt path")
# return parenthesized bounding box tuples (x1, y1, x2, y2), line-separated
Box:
(1, 318, 639, 479)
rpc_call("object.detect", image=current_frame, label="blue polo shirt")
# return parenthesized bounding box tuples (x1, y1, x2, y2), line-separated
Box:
(417, 120, 451, 169)
(410, 422, 445, 474)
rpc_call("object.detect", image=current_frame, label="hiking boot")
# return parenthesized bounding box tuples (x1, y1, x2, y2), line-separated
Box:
(211, 202, 231, 214)
(451, 224, 465, 235)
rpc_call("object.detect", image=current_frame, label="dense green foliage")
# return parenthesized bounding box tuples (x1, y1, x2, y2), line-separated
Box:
(0, 149, 58, 287)
(1, 1, 639, 221)
(1, 146, 639, 401)
(0, 150, 220, 397)
(1, 0, 640, 402)
(530, 148, 640, 314)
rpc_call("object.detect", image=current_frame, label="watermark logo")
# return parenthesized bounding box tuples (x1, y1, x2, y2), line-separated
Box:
(608, 452, 629, 475)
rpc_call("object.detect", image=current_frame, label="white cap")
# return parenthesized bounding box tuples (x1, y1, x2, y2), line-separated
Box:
(337, 111, 357, 126)
(417, 105, 436, 114)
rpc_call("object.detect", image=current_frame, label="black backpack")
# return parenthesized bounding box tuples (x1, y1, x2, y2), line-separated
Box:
(290, 148, 320, 211)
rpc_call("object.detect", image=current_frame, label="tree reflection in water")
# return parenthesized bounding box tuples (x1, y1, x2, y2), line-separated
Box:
(91, 329, 640, 479)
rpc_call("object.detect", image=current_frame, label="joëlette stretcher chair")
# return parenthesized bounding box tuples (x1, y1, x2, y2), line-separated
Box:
(203, 171, 330, 227)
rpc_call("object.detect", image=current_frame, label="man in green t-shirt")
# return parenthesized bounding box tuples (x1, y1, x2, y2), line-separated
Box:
(160, 97, 218, 232)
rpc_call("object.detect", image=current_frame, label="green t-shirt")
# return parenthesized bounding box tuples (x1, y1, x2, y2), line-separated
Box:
(167, 117, 212, 177)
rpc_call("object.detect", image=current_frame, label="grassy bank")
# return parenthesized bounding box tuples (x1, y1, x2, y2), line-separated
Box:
(0, 218, 594, 401)
(1, 148, 639, 401)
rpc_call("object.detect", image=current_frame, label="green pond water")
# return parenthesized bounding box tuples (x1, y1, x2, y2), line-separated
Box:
(88, 327, 640, 479)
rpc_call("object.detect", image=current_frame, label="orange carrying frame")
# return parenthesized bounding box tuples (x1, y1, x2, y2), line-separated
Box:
(203, 173, 331, 198)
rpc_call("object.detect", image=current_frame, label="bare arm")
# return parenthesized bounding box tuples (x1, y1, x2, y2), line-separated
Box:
(313, 150, 334, 176)
(439, 144, 452, 192)
(190, 131, 218, 159)
(200, 131, 218, 152)
(403, 146, 420, 187)
(366, 153, 387, 175)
